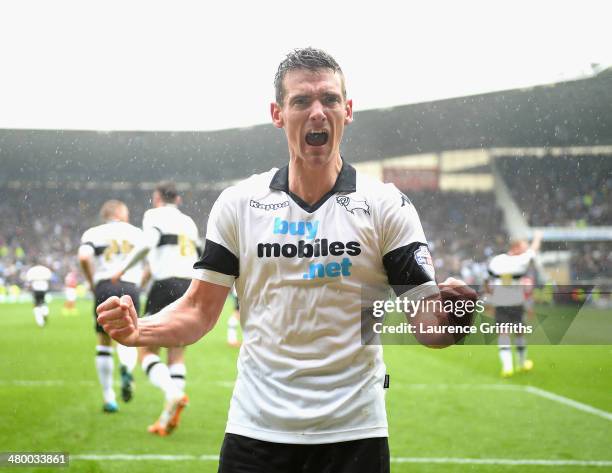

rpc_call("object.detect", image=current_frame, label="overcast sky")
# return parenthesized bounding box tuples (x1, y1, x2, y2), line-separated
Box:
(1, 0, 610, 132)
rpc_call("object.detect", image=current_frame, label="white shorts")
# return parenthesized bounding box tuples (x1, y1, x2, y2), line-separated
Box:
(65, 287, 77, 302)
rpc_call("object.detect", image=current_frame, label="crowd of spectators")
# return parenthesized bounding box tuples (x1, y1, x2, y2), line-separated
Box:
(568, 242, 612, 281)
(497, 155, 612, 227)
(1, 183, 507, 290)
(407, 191, 508, 283)
(1, 173, 610, 293)
(0, 186, 219, 291)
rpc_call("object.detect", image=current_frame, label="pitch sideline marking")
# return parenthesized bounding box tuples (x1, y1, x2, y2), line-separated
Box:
(70, 454, 612, 466)
(393, 383, 612, 421)
(523, 385, 612, 422)
(3, 380, 610, 421)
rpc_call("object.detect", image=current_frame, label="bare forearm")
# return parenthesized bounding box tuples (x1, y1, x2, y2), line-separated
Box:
(79, 259, 94, 288)
(97, 279, 229, 348)
(122, 245, 150, 274)
(140, 267, 151, 287)
(137, 300, 207, 347)
(135, 282, 225, 347)
(531, 230, 543, 252)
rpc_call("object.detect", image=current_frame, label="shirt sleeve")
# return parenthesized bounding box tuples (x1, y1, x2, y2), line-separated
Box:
(78, 229, 95, 259)
(379, 184, 439, 300)
(78, 244, 94, 259)
(193, 187, 239, 287)
(142, 226, 161, 249)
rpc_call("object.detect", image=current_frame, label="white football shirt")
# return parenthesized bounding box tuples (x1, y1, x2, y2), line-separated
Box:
(26, 265, 52, 292)
(142, 205, 200, 281)
(487, 249, 535, 306)
(194, 161, 438, 444)
(79, 221, 145, 285)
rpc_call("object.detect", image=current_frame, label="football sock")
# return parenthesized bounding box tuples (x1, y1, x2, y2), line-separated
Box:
(33, 306, 45, 327)
(142, 354, 182, 401)
(515, 335, 527, 366)
(169, 363, 186, 392)
(96, 345, 116, 403)
(116, 344, 138, 373)
(498, 334, 513, 372)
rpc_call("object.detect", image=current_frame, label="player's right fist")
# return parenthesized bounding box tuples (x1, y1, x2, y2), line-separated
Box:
(96, 295, 140, 346)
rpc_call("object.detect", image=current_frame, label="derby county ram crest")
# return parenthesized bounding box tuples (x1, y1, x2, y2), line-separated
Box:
(336, 195, 370, 215)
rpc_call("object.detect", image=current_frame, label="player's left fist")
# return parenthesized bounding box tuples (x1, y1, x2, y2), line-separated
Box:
(438, 277, 478, 329)
(439, 277, 478, 302)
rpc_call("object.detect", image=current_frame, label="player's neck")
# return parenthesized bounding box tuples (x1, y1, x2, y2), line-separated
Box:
(288, 154, 342, 205)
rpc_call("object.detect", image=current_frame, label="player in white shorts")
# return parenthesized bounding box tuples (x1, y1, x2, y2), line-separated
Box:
(112, 182, 200, 435)
(97, 48, 477, 472)
(25, 264, 52, 327)
(78, 200, 144, 413)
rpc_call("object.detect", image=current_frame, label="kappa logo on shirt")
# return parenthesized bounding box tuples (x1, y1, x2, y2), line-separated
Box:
(399, 192, 412, 207)
(336, 195, 370, 215)
(250, 199, 290, 211)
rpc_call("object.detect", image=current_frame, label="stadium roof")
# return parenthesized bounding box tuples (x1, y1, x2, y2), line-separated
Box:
(1, 72, 611, 184)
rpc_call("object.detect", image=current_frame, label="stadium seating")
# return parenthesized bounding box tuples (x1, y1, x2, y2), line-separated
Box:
(497, 155, 612, 227)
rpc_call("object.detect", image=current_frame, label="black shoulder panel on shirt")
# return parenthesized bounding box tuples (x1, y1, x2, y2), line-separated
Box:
(158, 234, 179, 247)
(193, 239, 239, 277)
(487, 269, 525, 280)
(383, 241, 435, 296)
(84, 241, 107, 256)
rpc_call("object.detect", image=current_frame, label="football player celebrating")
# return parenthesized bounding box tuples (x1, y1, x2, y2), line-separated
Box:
(79, 200, 144, 413)
(98, 48, 477, 471)
(487, 230, 542, 377)
(111, 182, 200, 435)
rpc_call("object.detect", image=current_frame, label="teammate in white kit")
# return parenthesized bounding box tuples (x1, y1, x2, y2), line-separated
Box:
(25, 264, 52, 327)
(112, 182, 199, 435)
(78, 200, 143, 413)
(97, 48, 477, 472)
(487, 230, 542, 377)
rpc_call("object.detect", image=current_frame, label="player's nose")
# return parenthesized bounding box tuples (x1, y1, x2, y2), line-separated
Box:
(309, 100, 326, 123)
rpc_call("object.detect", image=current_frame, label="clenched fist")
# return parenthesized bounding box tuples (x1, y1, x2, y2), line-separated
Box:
(96, 295, 140, 346)
(438, 277, 478, 342)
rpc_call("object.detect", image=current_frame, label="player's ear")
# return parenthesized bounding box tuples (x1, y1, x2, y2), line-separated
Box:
(271, 102, 284, 128)
(344, 99, 353, 125)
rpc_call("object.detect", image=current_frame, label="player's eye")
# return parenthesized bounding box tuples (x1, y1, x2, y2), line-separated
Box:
(292, 97, 309, 107)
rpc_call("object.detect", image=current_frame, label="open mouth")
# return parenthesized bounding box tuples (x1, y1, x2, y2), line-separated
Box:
(305, 130, 329, 147)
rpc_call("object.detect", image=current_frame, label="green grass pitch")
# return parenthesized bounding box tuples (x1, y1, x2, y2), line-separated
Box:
(1, 298, 611, 473)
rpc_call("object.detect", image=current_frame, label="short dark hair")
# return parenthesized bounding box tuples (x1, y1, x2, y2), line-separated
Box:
(155, 181, 179, 203)
(274, 47, 345, 105)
